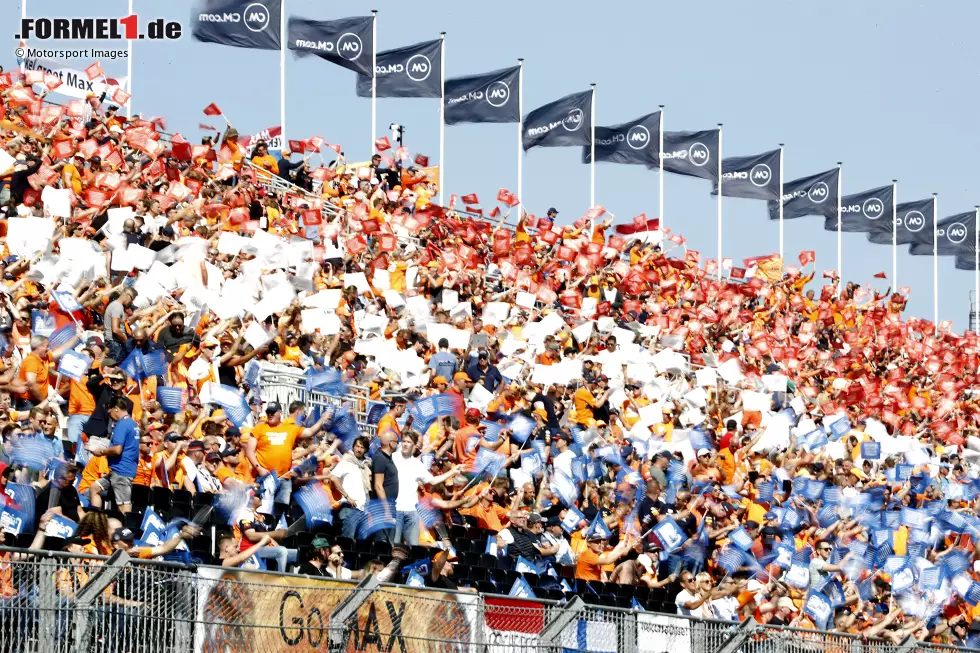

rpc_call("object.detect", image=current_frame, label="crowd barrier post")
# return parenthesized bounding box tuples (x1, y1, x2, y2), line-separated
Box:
(327, 575, 380, 652)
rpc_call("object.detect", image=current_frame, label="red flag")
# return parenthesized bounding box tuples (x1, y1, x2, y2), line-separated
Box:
(170, 142, 193, 161)
(496, 188, 519, 207)
(326, 142, 342, 154)
(199, 123, 217, 131)
(112, 88, 130, 106)
(461, 193, 479, 205)
(822, 269, 837, 279)
(898, 286, 911, 295)
(44, 74, 62, 91)
(414, 154, 429, 167)
(489, 207, 501, 218)
(730, 267, 746, 279)
(799, 250, 815, 266)
(203, 102, 222, 116)
(374, 136, 391, 151)
(288, 140, 306, 153)
(85, 62, 103, 81)
(874, 272, 887, 279)
(585, 205, 606, 220)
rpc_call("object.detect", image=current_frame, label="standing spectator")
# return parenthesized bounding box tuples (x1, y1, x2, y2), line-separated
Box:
(392, 431, 461, 545)
(376, 397, 408, 439)
(371, 430, 400, 542)
(428, 338, 459, 382)
(14, 336, 51, 410)
(329, 437, 371, 540)
(466, 351, 503, 393)
(103, 288, 136, 361)
(98, 398, 140, 514)
(154, 312, 199, 355)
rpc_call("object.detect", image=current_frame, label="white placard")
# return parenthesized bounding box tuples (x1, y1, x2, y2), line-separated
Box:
(516, 292, 536, 309)
(41, 187, 71, 218)
(217, 232, 245, 256)
(695, 367, 717, 387)
(441, 289, 459, 311)
(342, 272, 372, 295)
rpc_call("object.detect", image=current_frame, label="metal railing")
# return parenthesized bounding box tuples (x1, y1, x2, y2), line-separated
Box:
(2, 546, 974, 653)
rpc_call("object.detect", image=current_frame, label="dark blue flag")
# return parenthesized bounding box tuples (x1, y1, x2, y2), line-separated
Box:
(140, 349, 168, 379)
(359, 499, 396, 539)
(294, 482, 333, 529)
(288, 15, 374, 77)
(582, 111, 660, 166)
(356, 39, 442, 98)
(651, 129, 719, 181)
(192, 0, 281, 50)
(956, 250, 980, 271)
(157, 386, 187, 414)
(522, 90, 593, 151)
(444, 65, 520, 125)
(823, 184, 893, 233)
(1, 483, 36, 535)
(119, 348, 146, 382)
(768, 168, 839, 220)
(910, 211, 974, 256)
(868, 197, 935, 246)
(712, 149, 781, 201)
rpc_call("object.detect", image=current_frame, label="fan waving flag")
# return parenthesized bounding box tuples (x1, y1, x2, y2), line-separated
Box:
(770, 168, 839, 220)
(522, 90, 593, 151)
(824, 184, 894, 233)
(910, 211, 974, 256)
(356, 39, 442, 98)
(192, 0, 282, 50)
(868, 197, 935, 246)
(119, 348, 146, 382)
(444, 65, 521, 125)
(712, 149, 781, 201)
(139, 349, 168, 379)
(583, 111, 661, 166)
(288, 16, 375, 77)
(650, 129, 720, 181)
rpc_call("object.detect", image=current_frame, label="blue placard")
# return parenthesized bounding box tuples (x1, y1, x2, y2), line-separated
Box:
(861, 441, 881, 460)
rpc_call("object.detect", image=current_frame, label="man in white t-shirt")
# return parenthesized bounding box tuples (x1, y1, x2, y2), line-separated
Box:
(675, 571, 713, 617)
(330, 439, 370, 540)
(392, 431, 461, 545)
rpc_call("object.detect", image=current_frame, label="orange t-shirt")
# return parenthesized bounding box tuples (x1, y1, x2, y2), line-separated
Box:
(452, 425, 482, 469)
(459, 501, 508, 532)
(134, 452, 155, 487)
(250, 421, 304, 475)
(377, 413, 401, 438)
(69, 361, 101, 416)
(575, 548, 602, 581)
(15, 352, 50, 400)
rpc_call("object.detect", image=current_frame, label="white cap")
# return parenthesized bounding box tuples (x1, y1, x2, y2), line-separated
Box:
(697, 448, 712, 458)
(636, 553, 654, 574)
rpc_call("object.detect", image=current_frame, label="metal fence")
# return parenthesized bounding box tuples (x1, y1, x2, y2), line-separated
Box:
(0, 547, 973, 653)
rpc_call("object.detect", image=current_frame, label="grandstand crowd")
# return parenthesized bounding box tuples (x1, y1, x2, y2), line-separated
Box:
(1, 69, 980, 648)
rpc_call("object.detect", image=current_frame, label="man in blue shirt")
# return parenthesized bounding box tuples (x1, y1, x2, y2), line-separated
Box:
(428, 338, 458, 383)
(466, 350, 503, 393)
(103, 397, 140, 514)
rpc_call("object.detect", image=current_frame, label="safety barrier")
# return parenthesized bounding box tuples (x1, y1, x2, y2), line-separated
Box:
(0, 547, 972, 653)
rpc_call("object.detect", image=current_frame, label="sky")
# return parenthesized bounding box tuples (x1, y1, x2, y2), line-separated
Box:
(9, 0, 980, 328)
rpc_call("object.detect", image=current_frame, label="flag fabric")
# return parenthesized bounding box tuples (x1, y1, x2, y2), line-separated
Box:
(139, 349, 168, 378)
(653, 516, 686, 552)
(650, 129, 720, 181)
(306, 367, 348, 396)
(471, 447, 507, 478)
(0, 484, 36, 535)
(358, 499, 396, 539)
(823, 184, 893, 233)
(585, 514, 613, 540)
(551, 472, 578, 507)
(203, 103, 222, 116)
(768, 168, 839, 220)
(119, 348, 146, 381)
(288, 16, 375, 77)
(522, 90, 593, 151)
(206, 384, 251, 426)
(192, 0, 282, 50)
(157, 386, 187, 414)
(444, 65, 520, 125)
(582, 111, 660, 166)
(356, 39, 442, 98)
(44, 514, 78, 539)
(57, 350, 93, 382)
(294, 482, 333, 529)
(45, 322, 76, 350)
(406, 570, 426, 588)
(52, 289, 83, 313)
(509, 577, 536, 599)
(561, 506, 586, 534)
(712, 149, 781, 201)
(910, 211, 974, 256)
(868, 198, 935, 246)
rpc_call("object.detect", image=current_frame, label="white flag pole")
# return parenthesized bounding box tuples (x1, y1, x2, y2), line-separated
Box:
(517, 58, 524, 217)
(975, 206, 979, 329)
(778, 143, 784, 260)
(933, 192, 939, 328)
(892, 179, 898, 287)
(716, 123, 723, 280)
(437, 31, 445, 205)
(658, 104, 665, 229)
(370, 9, 378, 155)
(126, 0, 133, 118)
(836, 162, 843, 284)
(589, 83, 596, 211)
(279, 0, 286, 145)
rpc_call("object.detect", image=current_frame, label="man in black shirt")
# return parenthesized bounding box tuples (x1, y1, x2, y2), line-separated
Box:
(498, 512, 558, 561)
(371, 431, 399, 542)
(527, 388, 560, 435)
(83, 367, 134, 446)
(155, 313, 200, 355)
(34, 463, 83, 527)
(297, 537, 331, 577)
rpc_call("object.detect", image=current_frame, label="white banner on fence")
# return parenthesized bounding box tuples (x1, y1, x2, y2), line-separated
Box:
(637, 613, 692, 653)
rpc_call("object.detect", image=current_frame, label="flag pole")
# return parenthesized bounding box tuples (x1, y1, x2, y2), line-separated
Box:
(279, 0, 286, 146)
(778, 143, 784, 260)
(975, 205, 979, 331)
(370, 9, 378, 155)
(836, 162, 843, 285)
(589, 83, 596, 211)
(517, 58, 524, 217)
(126, 0, 133, 118)
(438, 31, 445, 205)
(658, 104, 665, 229)
(892, 179, 898, 287)
(716, 123, 723, 280)
(933, 192, 939, 329)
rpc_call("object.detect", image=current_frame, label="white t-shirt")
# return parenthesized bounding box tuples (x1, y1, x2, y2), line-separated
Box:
(181, 457, 199, 487)
(675, 589, 701, 616)
(553, 449, 574, 479)
(392, 450, 433, 512)
(326, 565, 352, 579)
(331, 459, 367, 509)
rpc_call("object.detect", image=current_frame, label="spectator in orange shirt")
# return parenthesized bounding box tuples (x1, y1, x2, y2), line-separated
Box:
(14, 335, 52, 410)
(575, 532, 633, 582)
